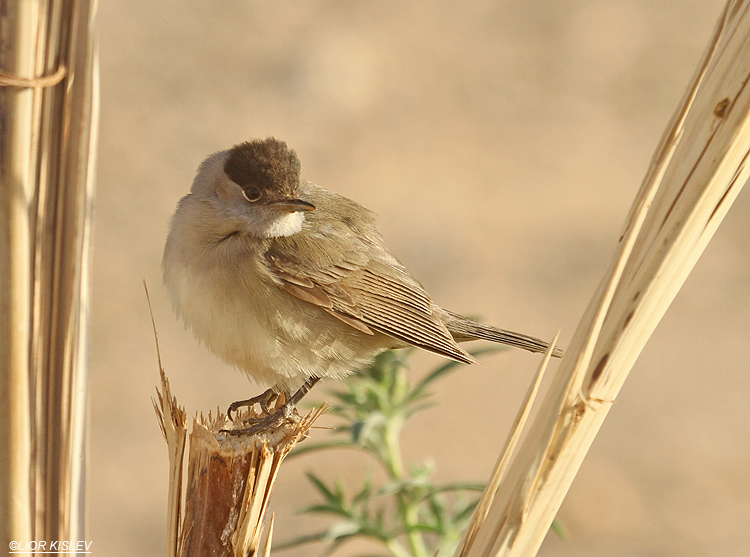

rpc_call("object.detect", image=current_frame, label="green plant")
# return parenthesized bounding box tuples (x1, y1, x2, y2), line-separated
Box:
(278, 347, 503, 556)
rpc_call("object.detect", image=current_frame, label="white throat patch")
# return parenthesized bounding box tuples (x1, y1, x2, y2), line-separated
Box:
(263, 211, 305, 238)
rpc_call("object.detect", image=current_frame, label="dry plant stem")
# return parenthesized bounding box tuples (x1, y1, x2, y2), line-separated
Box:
(154, 366, 328, 557)
(0, 0, 98, 547)
(148, 283, 188, 557)
(179, 408, 328, 557)
(258, 514, 274, 557)
(456, 1, 750, 555)
(153, 368, 187, 557)
(458, 333, 558, 556)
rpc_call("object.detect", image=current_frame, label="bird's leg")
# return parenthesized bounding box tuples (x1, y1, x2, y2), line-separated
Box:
(287, 376, 321, 405)
(223, 376, 321, 436)
(226, 387, 279, 420)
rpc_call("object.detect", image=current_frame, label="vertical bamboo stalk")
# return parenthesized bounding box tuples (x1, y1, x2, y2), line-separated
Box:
(0, 2, 41, 546)
(0, 0, 98, 550)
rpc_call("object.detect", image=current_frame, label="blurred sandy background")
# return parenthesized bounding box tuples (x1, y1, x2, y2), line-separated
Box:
(90, 1, 749, 555)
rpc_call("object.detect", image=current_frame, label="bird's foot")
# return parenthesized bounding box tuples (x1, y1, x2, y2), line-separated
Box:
(222, 403, 297, 436)
(222, 377, 322, 435)
(226, 388, 280, 420)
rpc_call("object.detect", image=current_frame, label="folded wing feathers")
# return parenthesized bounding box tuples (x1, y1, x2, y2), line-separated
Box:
(265, 249, 475, 364)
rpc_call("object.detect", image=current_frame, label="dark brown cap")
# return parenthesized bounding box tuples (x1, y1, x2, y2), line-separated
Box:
(224, 138, 302, 203)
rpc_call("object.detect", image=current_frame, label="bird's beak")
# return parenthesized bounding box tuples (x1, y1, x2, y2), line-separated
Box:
(272, 198, 316, 212)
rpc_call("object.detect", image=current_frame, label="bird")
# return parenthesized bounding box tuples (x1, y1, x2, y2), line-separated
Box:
(163, 137, 562, 425)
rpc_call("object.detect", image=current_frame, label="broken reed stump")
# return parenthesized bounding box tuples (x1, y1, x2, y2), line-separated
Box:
(153, 368, 328, 557)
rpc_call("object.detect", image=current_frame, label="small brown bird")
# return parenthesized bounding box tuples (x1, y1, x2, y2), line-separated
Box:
(163, 138, 561, 417)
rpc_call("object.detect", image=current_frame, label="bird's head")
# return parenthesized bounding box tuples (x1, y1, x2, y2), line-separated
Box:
(191, 137, 315, 238)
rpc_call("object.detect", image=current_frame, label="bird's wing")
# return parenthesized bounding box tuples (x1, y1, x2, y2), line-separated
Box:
(264, 228, 475, 364)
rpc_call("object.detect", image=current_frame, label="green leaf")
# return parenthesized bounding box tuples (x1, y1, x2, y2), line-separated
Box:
(329, 391, 359, 406)
(306, 472, 337, 503)
(414, 346, 507, 397)
(327, 520, 364, 540)
(334, 478, 347, 505)
(432, 482, 486, 494)
(302, 504, 352, 518)
(273, 531, 327, 550)
(550, 518, 569, 540)
(454, 500, 480, 523)
(407, 523, 443, 534)
(286, 440, 355, 460)
(403, 401, 438, 420)
(353, 467, 375, 504)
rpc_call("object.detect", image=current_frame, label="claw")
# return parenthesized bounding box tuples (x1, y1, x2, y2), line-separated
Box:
(221, 404, 296, 435)
(227, 388, 278, 420)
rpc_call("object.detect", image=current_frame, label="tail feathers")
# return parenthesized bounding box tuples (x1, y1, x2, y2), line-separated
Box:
(439, 309, 564, 358)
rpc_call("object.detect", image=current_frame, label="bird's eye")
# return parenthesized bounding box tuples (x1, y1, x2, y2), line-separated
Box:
(242, 187, 262, 203)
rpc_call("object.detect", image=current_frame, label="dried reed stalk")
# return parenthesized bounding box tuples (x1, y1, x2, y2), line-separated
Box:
(456, 1, 750, 555)
(0, 0, 98, 548)
(154, 368, 327, 557)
